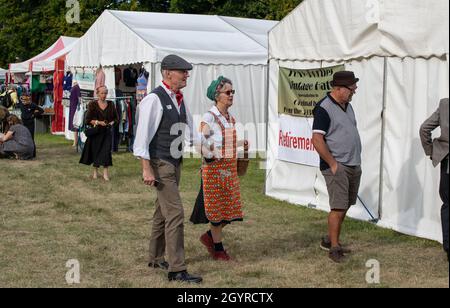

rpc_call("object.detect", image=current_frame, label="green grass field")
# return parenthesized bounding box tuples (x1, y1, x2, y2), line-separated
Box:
(0, 134, 448, 288)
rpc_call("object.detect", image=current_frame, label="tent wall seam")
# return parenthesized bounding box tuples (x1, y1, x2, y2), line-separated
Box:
(378, 56, 388, 220)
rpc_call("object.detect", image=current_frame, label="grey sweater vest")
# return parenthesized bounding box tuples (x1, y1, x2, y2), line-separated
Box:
(149, 86, 187, 167)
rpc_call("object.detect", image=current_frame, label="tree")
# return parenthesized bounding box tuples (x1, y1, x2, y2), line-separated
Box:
(0, 0, 303, 68)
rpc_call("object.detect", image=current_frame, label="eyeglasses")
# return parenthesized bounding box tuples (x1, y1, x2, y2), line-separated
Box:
(173, 70, 189, 75)
(343, 86, 357, 92)
(220, 90, 236, 96)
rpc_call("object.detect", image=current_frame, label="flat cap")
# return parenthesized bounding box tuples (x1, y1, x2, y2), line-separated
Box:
(161, 54, 193, 71)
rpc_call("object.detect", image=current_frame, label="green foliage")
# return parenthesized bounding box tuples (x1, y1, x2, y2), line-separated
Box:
(0, 0, 303, 68)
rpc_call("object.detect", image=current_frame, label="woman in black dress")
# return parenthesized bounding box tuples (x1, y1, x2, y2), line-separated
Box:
(79, 86, 118, 181)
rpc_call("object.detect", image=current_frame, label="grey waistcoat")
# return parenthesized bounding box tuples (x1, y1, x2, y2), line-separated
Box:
(321, 96, 362, 166)
(149, 86, 187, 167)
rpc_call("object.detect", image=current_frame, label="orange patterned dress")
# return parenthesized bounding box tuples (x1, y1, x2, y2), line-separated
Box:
(202, 112, 243, 226)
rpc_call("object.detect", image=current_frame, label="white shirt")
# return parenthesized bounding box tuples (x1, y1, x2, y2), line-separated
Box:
(133, 82, 198, 160)
(201, 105, 235, 149)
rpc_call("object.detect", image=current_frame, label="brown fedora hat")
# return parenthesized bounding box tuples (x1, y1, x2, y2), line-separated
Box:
(330, 71, 359, 87)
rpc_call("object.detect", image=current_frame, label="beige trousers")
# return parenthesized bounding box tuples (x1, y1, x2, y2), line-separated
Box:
(149, 159, 186, 273)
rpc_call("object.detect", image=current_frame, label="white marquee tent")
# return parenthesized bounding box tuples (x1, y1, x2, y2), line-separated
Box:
(67, 10, 278, 151)
(266, 0, 449, 242)
(0, 68, 6, 81)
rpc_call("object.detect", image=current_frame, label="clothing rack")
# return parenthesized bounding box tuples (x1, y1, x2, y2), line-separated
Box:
(78, 96, 134, 104)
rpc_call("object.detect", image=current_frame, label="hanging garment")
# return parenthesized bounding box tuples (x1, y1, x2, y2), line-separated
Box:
(136, 73, 148, 103)
(115, 67, 122, 86)
(68, 84, 81, 131)
(95, 67, 105, 91)
(42, 94, 54, 109)
(63, 72, 73, 91)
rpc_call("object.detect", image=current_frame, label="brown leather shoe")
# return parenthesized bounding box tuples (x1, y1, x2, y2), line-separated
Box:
(329, 247, 345, 263)
(320, 236, 352, 254)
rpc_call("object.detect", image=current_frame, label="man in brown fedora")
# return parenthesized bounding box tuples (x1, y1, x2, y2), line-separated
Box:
(312, 70, 362, 263)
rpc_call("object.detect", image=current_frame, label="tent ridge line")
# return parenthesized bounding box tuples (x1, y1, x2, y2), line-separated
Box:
(106, 10, 157, 63)
(217, 15, 268, 49)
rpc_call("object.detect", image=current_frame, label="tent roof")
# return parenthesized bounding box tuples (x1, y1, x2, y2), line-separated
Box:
(32, 38, 80, 72)
(9, 36, 79, 73)
(269, 0, 449, 61)
(67, 10, 278, 67)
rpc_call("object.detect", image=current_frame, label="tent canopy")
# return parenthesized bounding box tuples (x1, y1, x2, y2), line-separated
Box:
(9, 36, 78, 73)
(67, 10, 277, 68)
(269, 0, 449, 61)
(32, 38, 80, 73)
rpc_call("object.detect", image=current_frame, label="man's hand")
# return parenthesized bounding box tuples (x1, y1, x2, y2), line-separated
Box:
(143, 168, 156, 186)
(331, 161, 339, 175)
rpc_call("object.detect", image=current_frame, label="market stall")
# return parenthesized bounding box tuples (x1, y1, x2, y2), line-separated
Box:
(8, 36, 78, 134)
(266, 0, 449, 242)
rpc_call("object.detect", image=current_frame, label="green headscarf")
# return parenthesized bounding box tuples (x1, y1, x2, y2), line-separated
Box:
(206, 76, 224, 101)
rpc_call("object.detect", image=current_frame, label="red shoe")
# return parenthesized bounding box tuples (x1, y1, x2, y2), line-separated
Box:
(200, 233, 214, 256)
(213, 250, 232, 261)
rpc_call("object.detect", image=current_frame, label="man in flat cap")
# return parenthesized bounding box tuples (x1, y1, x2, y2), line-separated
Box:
(134, 54, 202, 283)
(312, 70, 362, 263)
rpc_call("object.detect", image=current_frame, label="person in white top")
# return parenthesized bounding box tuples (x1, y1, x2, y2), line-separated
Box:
(133, 54, 202, 284)
(194, 76, 248, 261)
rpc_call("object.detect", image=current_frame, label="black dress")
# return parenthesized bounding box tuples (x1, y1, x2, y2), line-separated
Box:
(79, 100, 118, 168)
(189, 179, 210, 224)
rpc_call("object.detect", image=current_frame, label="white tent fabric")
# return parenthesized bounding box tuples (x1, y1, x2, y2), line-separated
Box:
(269, 0, 449, 61)
(67, 10, 276, 67)
(32, 38, 79, 72)
(266, 0, 449, 242)
(67, 10, 277, 151)
(0, 68, 6, 80)
(9, 36, 78, 73)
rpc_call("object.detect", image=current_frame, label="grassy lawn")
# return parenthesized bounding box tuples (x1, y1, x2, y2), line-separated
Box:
(0, 134, 448, 288)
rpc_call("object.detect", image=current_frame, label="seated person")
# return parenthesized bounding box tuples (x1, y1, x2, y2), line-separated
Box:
(0, 105, 9, 133)
(0, 115, 35, 160)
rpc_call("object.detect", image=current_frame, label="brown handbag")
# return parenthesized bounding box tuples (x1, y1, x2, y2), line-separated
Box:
(237, 146, 249, 176)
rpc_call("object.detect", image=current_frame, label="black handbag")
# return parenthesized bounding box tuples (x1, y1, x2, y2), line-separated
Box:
(84, 125, 100, 137)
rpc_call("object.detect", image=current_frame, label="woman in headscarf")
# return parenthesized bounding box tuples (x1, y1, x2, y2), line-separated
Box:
(79, 85, 118, 181)
(195, 76, 248, 261)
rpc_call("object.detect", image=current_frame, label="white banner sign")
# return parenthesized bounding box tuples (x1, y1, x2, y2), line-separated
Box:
(277, 114, 319, 167)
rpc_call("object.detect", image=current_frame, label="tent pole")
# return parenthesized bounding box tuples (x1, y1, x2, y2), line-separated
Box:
(263, 60, 271, 193)
(378, 57, 388, 220)
(151, 63, 156, 90)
